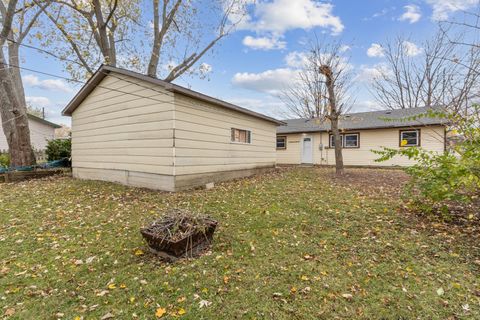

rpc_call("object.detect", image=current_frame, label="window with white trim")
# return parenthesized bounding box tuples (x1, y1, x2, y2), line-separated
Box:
(400, 130, 419, 147)
(276, 136, 286, 149)
(329, 133, 360, 148)
(231, 128, 251, 143)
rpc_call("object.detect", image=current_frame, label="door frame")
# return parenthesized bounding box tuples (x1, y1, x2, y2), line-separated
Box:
(301, 135, 314, 164)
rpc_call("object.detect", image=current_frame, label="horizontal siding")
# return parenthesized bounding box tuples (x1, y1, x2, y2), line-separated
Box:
(71, 74, 175, 176)
(72, 129, 173, 144)
(74, 161, 173, 175)
(72, 147, 173, 157)
(276, 133, 303, 164)
(277, 126, 445, 166)
(175, 163, 274, 175)
(72, 139, 172, 150)
(173, 93, 277, 175)
(72, 121, 173, 137)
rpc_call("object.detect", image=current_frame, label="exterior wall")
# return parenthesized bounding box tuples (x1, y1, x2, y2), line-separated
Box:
(277, 125, 445, 167)
(0, 118, 56, 152)
(71, 73, 176, 190)
(173, 93, 277, 177)
(70, 73, 278, 191)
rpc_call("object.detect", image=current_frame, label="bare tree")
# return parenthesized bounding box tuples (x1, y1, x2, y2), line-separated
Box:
(280, 41, 353, 175)
(0, 0, 48, 166)
(371, 31, 480, 116)
(37, 0, 247, 82)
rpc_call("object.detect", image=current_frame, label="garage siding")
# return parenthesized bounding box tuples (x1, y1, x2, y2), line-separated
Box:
(173, 93, 277, 176)
(71, 74, 176, 177)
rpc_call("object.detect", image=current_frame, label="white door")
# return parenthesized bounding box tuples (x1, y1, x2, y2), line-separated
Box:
(302, 136, 313, 164)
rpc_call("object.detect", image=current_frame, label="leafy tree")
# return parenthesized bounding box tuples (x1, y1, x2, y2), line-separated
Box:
(35, 0, 248, 81)
(374, 108, 480, 217)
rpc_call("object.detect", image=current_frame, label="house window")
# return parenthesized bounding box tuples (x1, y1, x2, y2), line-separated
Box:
(400, 130, 420, 147)
(344, 133, 359, 148)
(231, 128, 251, 143)
(329, 133, 360, 148)
(276, 136, 287, 149)
(329, 134, 343, 148)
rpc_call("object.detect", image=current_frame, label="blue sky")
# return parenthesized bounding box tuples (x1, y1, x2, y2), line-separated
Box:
(19, 0, 478, 126)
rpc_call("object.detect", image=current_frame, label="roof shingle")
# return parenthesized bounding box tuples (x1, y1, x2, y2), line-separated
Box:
(277, 107, 446, 134)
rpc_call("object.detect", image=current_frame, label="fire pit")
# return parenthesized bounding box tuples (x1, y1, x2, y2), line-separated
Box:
(140, 209, 217, 261)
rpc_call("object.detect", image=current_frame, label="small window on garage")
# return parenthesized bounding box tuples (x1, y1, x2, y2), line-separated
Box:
(276, 136, 287, 149)
(400, 130, 420, 147)
(231, 128, 251, 143)
(344, 133, 359, 148)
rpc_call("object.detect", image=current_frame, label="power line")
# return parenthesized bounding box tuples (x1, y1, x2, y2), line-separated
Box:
(0, 62, 176, 106)
(6, 38, 86, 68)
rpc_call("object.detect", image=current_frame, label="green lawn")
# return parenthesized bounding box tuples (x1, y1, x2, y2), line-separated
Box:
(0, 167, 479, 319)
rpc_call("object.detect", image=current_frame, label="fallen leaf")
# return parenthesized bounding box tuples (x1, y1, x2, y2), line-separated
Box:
(4, 308, 15, 316)
(436, 288, 444, 296)
(101, 312, 114, 320)
(342, 293, 353, 300)
(199, 300, 212, 308)
(177, 308, 186, 315)
(155, 307, 166, 318)
(108, 284, 116, 290)
(134, 249, 144, 256)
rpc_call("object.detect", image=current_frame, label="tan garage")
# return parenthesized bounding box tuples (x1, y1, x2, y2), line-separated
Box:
(63, 65, 282, 191)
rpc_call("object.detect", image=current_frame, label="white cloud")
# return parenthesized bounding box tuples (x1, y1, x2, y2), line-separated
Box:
(356, 63, 391, 82)
(239, 0, 344, 35)
(402, 41, 422, 56)
(23, 74, 73, 93)
(354, 100, 378, 112)
(425, 0, 480, 20)
(284, 51, 308, 68)
(232, 68, 298, 95)
(242, 35, 286, 50)
(339, 45, 351, 53)
(225, 97, 284, 117)
(399, 5, 422, 23)
(367, 43, 385, 58)
(26, 96, 51, 107)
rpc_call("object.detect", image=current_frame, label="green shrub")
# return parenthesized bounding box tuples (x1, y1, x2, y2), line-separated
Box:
(0, 153, 10, 168)
(46, 138, 71, 162)
(373, 107, 480, 217)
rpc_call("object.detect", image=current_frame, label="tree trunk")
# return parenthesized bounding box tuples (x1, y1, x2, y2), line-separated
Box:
(0, 49, 36, 167)
(320, 65, 344, 175)
(330, 116, 344, 175)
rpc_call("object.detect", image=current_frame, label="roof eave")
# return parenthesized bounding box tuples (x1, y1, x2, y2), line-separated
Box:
(277, 122, 447, 134)
(62, 65, 109, 116)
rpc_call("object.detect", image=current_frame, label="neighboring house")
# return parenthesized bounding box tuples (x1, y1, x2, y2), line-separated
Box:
(0, 113, 61, 152)
(276, 107, 447, 167)
(62, 65, 282, 192)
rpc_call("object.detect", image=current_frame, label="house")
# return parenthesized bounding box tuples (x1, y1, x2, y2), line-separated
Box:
(276, 107, 447, 167)
(62, 65, 282, 192)
(0, 113, 61, 152)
